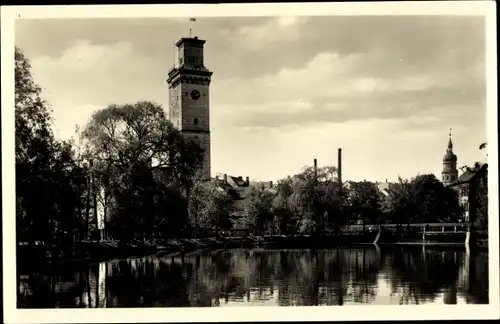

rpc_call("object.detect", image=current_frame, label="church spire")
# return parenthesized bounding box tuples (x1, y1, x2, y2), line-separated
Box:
(442, 128, 458, 186)
(448, 128, 453, 149)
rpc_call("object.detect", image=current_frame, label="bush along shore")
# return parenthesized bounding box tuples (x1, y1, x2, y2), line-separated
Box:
(18, 233, 377, 265)
(17, 230, 487, 268)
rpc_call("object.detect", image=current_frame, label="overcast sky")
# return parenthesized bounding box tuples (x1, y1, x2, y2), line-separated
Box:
(15, 15, 487, 182)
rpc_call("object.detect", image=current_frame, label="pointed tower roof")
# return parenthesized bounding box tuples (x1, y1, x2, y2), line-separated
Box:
(447, 128, 453, 149)
(443, 128, 457, 162)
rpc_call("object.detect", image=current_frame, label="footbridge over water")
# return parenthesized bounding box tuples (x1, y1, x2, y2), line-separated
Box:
(347, 222, 470, 233)
(355, 223, 472, 245)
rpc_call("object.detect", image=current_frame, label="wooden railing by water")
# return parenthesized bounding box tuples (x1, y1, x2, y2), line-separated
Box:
(345, 223, 470, 233)
(347, 223, 472, 246)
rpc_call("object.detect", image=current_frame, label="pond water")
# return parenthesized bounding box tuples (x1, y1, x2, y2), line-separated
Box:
(17, 246, 488, 308)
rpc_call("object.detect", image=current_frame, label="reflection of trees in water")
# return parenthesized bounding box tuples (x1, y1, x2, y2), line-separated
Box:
(105, 257, 195, 307)
(462, 251, 488, 304)
(380, 247, 488, 305)
(17, 247, 489, 307)
(266, 248, 381, 306)
(17, 262, 99, 308)
(383, 247, 458, 304)
(17, 273, 55, 308)
(345, 249, 380, 304)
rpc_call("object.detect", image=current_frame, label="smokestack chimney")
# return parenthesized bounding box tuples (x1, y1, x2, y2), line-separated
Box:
(338, 148, 342, 184)
(270, 181, 273, 188)
(223, 174, 227, 183)
(314, 158, 318, 177)
(246, 176, 249, 185)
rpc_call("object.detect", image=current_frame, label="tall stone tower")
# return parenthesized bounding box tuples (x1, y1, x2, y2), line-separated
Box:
(442, 129, 458, 186)
(167, 36, 213, 181)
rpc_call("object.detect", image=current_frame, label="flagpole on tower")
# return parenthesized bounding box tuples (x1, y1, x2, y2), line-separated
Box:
(189, 17, 196, 37)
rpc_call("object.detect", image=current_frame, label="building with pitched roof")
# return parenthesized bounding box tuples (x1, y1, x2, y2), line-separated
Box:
(214, 174, 274, 232)
(376, 180, 402, 197)
(449, 163, 488, 224)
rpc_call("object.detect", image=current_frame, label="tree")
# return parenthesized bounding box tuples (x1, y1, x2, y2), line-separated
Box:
(289, 165, 344, 233)
(383, 174, 462, 227)
(412, 174, 461, 223)
(15, 47, 82, 249)
(289, 167, 318, 224)
(243, 186, 275, 236)
(15, 47, 53, 165)
(16, 46, 55, 245)
(347, 181, 383, 231)
(272, 176, 295, 235)
(82, 101, 203, 190)
(298, 215, 317, 234)
(188, 180, 232, 236)
(81, 101, 204, 241)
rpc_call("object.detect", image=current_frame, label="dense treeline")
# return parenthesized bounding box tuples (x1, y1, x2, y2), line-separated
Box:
(15, 47, 486, 249)
(16, 47, 87, 248)
(229, 168, 465, 236)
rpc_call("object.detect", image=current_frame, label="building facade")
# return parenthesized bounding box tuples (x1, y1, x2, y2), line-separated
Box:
(449, 163, 488, 225)
(442, 130, 459, 186)
(167, 36, 213, 181)
(215, 174, 275, 232)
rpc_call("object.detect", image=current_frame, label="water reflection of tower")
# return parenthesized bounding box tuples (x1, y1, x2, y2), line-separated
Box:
(81, 263, 107, 308)
(443, 282, 458, 304)
(98, 262, 107, 307)
(89, 267, 98, 307)
(457, 247, 471, 292)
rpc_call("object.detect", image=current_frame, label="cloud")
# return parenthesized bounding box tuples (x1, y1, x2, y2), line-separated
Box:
(220, 101, 314, 115)
(29, 39, 171, 139)
(227, 16, 310, 51)
(34, 39, 134, 71)
(213, 47, 485, 130)
(31, 39, 158, 99)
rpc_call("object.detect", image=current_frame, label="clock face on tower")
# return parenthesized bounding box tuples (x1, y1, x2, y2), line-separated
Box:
(190, 89, 201, 100)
